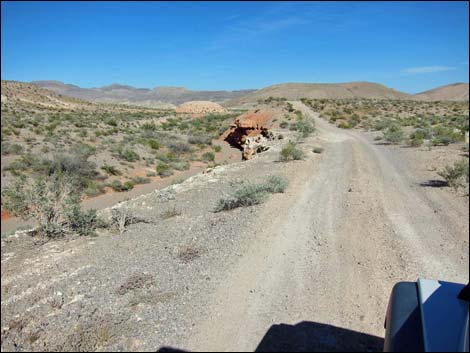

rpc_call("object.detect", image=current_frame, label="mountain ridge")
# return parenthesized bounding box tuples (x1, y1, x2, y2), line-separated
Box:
(28, 80, 470, 108)
(31, 80, 256, 107)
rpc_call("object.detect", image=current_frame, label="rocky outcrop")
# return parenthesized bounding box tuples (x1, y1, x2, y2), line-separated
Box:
(221, 110, 275, 160)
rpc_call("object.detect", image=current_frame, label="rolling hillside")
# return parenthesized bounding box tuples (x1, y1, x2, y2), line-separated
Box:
(414, 83, 469, 101)
(225, 81, 412, 106)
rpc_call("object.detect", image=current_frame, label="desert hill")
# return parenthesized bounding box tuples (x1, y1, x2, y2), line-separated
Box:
(225, 81, 412, 106)
(1, 80, 95, 110)
(414, 82, 469, 101)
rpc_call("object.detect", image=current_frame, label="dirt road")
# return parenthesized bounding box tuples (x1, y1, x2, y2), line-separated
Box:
(1, 102, 468, 352)
(184, 102, 469, 351)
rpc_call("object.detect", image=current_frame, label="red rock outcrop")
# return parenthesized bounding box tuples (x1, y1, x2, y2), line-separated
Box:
(221, 111, 274, 160)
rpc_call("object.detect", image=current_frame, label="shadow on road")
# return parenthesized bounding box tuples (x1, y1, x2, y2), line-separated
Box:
(419, 180, 448, 188)
(255, 321, 383, 352)
(158, 321, 384, 352)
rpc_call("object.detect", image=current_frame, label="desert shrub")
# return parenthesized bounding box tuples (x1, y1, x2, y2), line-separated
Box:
(338, 121, 351, 129)
(156, 161, 173, 177)
(168, 140, 192, 154)
(2, 173, 102, 237)
(71, 142, 96, 158)
(105, 118, 118, 127)
(188, 134, 212, 145)
(214, 175, 288, 212)
(2, 153, 38, 174)
(410, 128, 432, 140)
(101, 164, 121, 176)
(313, 147, 324, 153)
(408, 129, 428, 147)
(374, 119, 393, 131)
(84, 181, 106, 197)
(30, 153, 98, 190)
(156, 152, 178, 163)
(280, 141, 304, 161)
(409, 137, 424, 147)
(119, 148, 140, 162)
(263, 175, 289, 193)
(437, 160, 469, 189)
(131, 176, 151, 184)
(383, 125, 405, 144)
(280, 121, 289, 128)
(66, 199, 105, 237)
(141, 122, 157, 131)
(39, 145, 50, 154)
(148, 139, 161, 150)
(215, 184, 268, 212)
(213, 145, 222, 153)
(296, 120, 315, 137)
(109, 180, 135, 192)
(1, 143, 23, 155)
(351, 113, 361, 124)
(202, 152, 215, 162)
(431, 127, 462, 146)
(111, 207, 136, 235)
(171, 160, 190, 171)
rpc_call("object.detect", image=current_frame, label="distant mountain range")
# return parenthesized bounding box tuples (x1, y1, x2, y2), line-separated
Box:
(31, 81, 256, 108)
(27, 80, 470, 108)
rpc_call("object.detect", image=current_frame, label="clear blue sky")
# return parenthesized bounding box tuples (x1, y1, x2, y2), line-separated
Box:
(1, 1, 468, 93)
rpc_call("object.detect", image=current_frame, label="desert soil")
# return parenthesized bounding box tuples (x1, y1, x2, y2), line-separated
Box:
(1, 102, 468, 352)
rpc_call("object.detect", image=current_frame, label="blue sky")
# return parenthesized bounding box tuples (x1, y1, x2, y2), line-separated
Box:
(1, 1, 468, 93)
